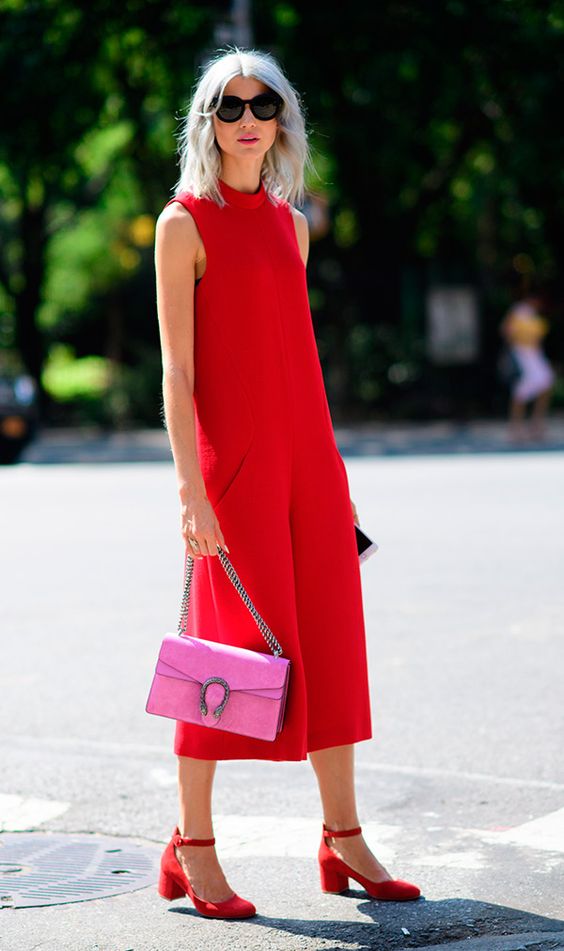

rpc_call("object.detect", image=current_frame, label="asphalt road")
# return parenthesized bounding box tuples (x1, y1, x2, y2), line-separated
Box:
(1, 434, 563, 950)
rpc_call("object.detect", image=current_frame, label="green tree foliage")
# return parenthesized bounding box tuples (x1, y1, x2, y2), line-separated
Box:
(1, 0, 563, 423)
(257, 0, 564, 414)
(0, 0, 213, 418)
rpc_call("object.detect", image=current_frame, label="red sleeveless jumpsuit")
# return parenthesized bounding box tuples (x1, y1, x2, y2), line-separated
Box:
(163, 177, 372, 761)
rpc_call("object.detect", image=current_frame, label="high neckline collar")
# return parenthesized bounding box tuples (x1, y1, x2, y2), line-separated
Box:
(218, 177, 266, 209)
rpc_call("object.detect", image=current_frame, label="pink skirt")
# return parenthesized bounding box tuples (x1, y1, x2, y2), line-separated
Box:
(511, 345, 555, 401)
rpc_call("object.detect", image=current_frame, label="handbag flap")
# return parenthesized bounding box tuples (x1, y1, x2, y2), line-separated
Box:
(158, 633, 289, 691)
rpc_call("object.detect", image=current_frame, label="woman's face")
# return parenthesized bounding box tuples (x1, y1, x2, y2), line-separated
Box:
(212, 76, 280, 165)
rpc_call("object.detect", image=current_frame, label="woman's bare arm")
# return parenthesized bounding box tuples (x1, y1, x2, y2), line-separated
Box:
(154, 204, 228, 556)
(500, 308, 516, 342)
(290, 207, 309, 266)
(155, 204, 205, 499)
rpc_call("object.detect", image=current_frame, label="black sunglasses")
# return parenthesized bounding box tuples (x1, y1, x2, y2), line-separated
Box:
(210, 92, 283, 123)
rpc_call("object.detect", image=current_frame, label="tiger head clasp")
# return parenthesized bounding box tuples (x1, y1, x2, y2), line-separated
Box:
(200, 676, 230, 720)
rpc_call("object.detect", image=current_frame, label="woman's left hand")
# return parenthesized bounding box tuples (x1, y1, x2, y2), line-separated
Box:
(350, 498, 360, 526)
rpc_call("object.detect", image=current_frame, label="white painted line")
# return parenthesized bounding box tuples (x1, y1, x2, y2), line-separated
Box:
(416, 849, 487, 870)
(474, 806, 564, 855)
(182, 809, 564, 865)
(356, 760, 564, 791)
(150, 767, 177, 787)
(202, 816, 399, 860)
(0, 794, 69, 831)
(5, 735, 564, 792)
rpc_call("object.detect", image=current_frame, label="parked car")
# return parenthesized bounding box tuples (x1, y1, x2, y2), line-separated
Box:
(0, 369, 39, 463)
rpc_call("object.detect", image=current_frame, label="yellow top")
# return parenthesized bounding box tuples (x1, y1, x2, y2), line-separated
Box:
(507, 306, 549, 347)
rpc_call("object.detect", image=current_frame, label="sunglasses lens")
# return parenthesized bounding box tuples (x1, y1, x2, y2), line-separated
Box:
(252, 94, 281, 119)
(216, 96, 243, 121)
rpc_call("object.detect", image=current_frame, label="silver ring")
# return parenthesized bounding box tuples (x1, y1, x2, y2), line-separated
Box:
(188, 537, 200, 549)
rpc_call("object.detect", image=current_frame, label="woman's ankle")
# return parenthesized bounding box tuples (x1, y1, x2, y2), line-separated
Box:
(323, 817, 361, 832)
(177, 822, 214, 839)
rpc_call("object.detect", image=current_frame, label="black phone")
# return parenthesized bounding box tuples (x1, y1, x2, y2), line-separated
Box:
(355, 524, 379, 563)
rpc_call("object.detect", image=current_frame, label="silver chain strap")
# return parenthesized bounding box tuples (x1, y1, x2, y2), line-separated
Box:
(177, 546, 284, 658)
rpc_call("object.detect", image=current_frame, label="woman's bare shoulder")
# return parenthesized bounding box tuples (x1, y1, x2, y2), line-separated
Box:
(287, 205, 309, 266)
(157, 198, 197, 229)
(288, 204, 308, 229)
(156, 200, 201, 255)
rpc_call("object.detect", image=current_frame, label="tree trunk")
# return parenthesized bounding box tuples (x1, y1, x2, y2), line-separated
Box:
(14, 199, 51, 418)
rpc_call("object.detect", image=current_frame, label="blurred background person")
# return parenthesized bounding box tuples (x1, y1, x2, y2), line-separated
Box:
(499, 292, 556, 443)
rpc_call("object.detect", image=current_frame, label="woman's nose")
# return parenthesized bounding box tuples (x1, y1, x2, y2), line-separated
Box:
(241, 104, 256, 123)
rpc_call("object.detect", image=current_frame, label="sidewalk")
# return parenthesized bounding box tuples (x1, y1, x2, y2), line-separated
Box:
(4, 415, 563, 950)
(18, 413, 564, 464)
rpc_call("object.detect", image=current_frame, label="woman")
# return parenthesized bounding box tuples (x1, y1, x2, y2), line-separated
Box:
(154, 47, 421, 919)
(500, 293, 556, 443)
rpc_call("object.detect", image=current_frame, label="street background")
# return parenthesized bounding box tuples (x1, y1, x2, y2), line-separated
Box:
(2, 0, 564, 947)
(1, 425, 563, 949)
(2, 0, 564, 431)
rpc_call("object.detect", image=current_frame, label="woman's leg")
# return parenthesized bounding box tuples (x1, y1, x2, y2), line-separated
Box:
(508, 394, 528, 442)
(529, 386, 553, 440)
(309, 743, 393, 882)
(175, 755, 235, 902)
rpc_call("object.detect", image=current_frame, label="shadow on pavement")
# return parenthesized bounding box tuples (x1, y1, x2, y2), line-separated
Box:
(167, 896, 564, 950)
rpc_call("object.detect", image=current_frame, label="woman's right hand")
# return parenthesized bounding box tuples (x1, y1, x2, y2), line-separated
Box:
(180, 492, 230, 559)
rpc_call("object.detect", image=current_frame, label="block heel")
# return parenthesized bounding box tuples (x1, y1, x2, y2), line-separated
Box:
(320, 865, 349, 893)
(318, 822, 421, 902)
(158, 870, 185, 901)
(158, 826, 256, 919)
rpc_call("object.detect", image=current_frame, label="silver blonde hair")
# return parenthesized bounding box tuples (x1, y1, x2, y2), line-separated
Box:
(172, 46, 314, 208)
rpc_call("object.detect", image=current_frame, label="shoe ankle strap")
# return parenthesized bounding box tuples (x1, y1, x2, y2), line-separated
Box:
(173, 832, 215, 847)
(323, 822, 362, 838)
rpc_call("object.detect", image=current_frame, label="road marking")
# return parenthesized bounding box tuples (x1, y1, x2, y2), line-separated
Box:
(150, 767, 177, 787)
(0, 794, 69, 831)
(356, 760, 564, 791)
(165, 806, 564, 866)
(416, 849, 487, 870)
(193, 816, 400, 860)
(474, 806, 564, 855)
(4, 735, 564, 791)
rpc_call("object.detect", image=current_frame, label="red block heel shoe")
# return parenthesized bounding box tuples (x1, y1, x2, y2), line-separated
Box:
(158, 826, 257, 919)
(318, 822, 421, 901)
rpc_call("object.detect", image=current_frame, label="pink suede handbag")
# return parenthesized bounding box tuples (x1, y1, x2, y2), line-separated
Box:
(145, 546, 291, 741)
